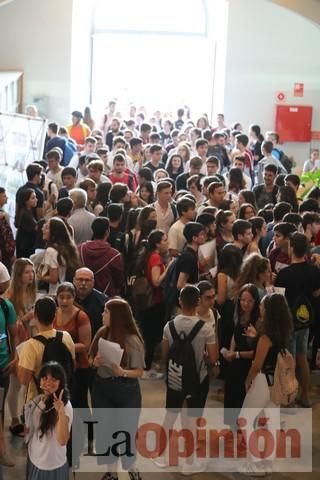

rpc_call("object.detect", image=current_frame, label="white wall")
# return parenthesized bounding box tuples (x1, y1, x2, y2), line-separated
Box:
(223, 0, 320, 167)
(0, 0, 73, 123)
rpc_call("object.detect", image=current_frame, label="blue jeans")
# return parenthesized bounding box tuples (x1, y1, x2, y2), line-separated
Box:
(289, 328, 309, 356)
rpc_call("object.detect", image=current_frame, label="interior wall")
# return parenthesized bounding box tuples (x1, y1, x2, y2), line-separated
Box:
(0, 0, 73, 123)
(223, 0, 320, 166)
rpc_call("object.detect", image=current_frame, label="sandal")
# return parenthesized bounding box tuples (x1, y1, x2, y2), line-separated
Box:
(9, 424, 25, 437)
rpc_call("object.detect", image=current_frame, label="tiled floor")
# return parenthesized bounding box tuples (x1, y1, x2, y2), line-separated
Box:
(3, 378, 319, 479)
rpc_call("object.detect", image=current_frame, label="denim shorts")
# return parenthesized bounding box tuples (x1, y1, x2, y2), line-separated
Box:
(289, 328, 309, 356)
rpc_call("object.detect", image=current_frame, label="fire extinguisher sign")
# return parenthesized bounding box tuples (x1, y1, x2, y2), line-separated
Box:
(294, 83, 304, 97)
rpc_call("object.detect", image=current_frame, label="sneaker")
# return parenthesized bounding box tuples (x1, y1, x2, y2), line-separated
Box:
(128, 468, 142, 480)
(258, 460, 273, 475)
(181, 460, 206, 475)
(100, 474, 118, 480)
(141, 369, 164, 380)
(152, 454, 169, 468)
(238, 461, 266, 477)
(151, 362, 162, 372)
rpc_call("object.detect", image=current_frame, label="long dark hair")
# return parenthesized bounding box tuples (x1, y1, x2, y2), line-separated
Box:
(140, 229, 164, 272)
(239, 189, 257, 209)
(236, 283, 260, 326)
(228, 167, 245, 193)
(165, 154, 184, 178)
(218, 244, 243, 280)
(93, 182, 111, 209)
(15, 188, 36, 227)
(37, 362, 70, 439)
(261, 293, 293, 349)
(139, 181, 155, 204)
(278, 185, 298, 213)
(47, 217, 80, 269)
(215, 210, 234, 234)
(250, 124, 264, 142)
(137, 206, 157, 239)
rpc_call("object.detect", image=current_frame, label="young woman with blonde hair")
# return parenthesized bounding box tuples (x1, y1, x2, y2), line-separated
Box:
(5, 258, 37, 436)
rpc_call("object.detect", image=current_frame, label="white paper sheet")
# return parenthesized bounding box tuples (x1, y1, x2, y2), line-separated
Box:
(98, 338, 124, 367)
(199, 239, 215, 259)
(209, 266, 218, 279)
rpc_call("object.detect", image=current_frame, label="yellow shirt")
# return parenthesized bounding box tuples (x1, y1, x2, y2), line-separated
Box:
(18, 329, 75, 401)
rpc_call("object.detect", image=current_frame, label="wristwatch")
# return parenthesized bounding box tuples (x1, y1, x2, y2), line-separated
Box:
(236, 351, 240, 359)
(122, 370, 128, 378)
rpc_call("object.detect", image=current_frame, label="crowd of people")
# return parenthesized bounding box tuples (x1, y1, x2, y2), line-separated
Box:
(0, 101, 319, 478)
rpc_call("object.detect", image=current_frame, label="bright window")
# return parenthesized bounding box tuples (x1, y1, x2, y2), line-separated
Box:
(91, 0, 213, 117)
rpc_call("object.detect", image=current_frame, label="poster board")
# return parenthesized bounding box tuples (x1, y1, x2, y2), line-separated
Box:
(0, 112, 47, 220)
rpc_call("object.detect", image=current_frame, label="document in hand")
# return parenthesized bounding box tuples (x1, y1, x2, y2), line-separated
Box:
(98, 338, 124, 366)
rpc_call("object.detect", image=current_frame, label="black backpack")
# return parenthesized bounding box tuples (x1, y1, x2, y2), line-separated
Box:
(125, 243, 153, 312)
(33, 331, 74, 393)
(161, 257, 179, 305)
(166, 320, 205, 397)
(291, 294, 314, 330)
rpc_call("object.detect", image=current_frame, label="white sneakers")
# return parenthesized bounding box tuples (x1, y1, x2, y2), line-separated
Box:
(152, 455, 206, 475)
(238, 460, 273, 476)
(141, 369, 164, 380)
(151, 454, 169, 468)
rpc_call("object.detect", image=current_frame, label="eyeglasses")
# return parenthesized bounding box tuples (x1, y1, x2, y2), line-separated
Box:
(75, 278, 92, 283)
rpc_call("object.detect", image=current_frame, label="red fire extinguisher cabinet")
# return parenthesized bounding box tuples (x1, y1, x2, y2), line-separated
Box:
(275, 105, 313, 142)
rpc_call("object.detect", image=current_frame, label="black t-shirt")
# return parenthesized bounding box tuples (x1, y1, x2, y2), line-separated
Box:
(253, 184, 278, 209)
(275, 262, 320, 310)
(76, 288, 108, 336)
(144, 161, 165, 176)
(108, 226, 126, 254)
(176, 172, 189, 191)
(176, 246, 199, 285)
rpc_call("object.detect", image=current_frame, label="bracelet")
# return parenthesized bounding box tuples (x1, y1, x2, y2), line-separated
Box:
(236, 351, 240, 359)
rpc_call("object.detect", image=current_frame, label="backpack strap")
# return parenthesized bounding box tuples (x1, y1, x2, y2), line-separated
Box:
(169, 321, 179, 341)
(33, 331, 63, 345)
(170, 202, 178, 222)
(56, 330, 63, 342)
(32, 334, 48, 346)
(187, 320, 205, 342)
(0, 298, 12, 354)
(169, 319, 205, 343)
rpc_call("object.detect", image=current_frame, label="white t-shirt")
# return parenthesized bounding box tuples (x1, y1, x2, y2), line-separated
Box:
(43, 247, 66, 295)
(168, 219, 186, 253)
(46, 169, 63, 189)
(26, 396, 73, 470)
(154, 201, 175, 234)
(163, 315, 215, 383)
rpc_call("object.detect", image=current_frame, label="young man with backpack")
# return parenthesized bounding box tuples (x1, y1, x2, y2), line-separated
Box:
(17, 296, 75, 402)
(275, 232, 320, 407)
(155, 285, 217, 474)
